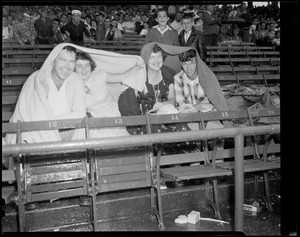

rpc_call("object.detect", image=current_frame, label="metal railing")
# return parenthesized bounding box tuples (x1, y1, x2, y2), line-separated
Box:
(2, 124, 280, 232)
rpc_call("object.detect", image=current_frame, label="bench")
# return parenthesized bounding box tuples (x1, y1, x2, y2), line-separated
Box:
(2, 108, 280, 232)
(148, 108, 280, 218)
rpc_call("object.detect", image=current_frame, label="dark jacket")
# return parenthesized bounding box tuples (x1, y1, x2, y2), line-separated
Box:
(178, 26, 206, 61)
(202, 11, 221, 36)
(61, 21, 90, 46)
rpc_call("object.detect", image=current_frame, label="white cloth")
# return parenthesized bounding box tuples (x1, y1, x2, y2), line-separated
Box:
(72, 10, 81, 15)
(184, 31, 191, 42)
(153, 25, 172, 36)
(5, 43, 146, 144)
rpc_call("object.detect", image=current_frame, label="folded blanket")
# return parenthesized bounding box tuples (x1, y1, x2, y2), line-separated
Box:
(4, 43, 146, 144)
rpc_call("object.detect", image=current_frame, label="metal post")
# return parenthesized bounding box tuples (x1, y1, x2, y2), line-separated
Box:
(234, 133, 244, 232)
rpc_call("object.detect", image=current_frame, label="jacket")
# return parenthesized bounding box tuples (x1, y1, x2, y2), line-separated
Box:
(202, 11, 220, 36)
(178, 26, 206, 60)
(61, 21, 90, 46)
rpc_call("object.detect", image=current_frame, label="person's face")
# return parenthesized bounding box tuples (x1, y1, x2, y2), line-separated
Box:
(270, 23, 275, 30)
(181, 57, 197, 79)
(207, 5, 215, 13)
(141, 15, 147, 23)
(261, 23, 265, 29)
(91, 21, 97, 28)
(198, 12, 203, 19)
(75, 59, 92, 82)
(111, 20, 117, 27)
(53, 49, 76, 81)
(41, 10, 48, 18)
(86, 17, 91, 23)
(182, 18, 193, 32)
(17, 13, 24, 21)
(7, 16, 13, 25)
(104, 18, 111, 28)
(52, 20, 59, 31)
(156, 11, 169, 27)
(99, 15, 104, 22)
(124, 15, 129, 22)
(148, 51, 163, 71)
(143, 22, 149, 29)
(175, 13, 182, 22)
(61, 15, 67, 23)
(72, 13, 81, 23)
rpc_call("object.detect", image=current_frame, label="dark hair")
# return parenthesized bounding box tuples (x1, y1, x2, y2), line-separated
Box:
(179, 49, 197, 63)
(76, 51, 96, 71)
(182, 13, 194, 21)
(62, 45, 76, 54)
(155, 8, 169, 18)
(152, 44, 167, 61)
(53, 18, 60, 23)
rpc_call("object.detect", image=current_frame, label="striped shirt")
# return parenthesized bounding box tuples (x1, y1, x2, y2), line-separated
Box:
(174, 71, 209, 106)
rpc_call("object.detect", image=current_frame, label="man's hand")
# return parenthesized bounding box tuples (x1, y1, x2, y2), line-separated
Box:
(153, 101, 164, 112)
(178, 103, 197, 113)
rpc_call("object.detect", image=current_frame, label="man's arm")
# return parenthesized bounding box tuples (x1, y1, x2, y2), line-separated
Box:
(174, 76, 186, 106)
(82, 23, 91, 38)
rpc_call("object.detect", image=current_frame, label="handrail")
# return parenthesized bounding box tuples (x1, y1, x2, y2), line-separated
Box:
(2, 124, 280, 232)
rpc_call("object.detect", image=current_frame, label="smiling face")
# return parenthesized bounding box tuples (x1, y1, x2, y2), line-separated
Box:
(156, 10, 169, 27)
(75, 59, 92, 83)
(182, 17, 193, 32)
(52, 49, 76, 82)
(72, 13, 81, 24)
(148, 51, 163, 71)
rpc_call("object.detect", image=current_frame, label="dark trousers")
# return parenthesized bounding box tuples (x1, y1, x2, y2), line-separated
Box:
(204, 34, 218, 46)
(35, 37, 50, 44)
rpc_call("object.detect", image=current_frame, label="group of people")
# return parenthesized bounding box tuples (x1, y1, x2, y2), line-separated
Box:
(3, 3, 280, 48)
(4, 41, 229, 145)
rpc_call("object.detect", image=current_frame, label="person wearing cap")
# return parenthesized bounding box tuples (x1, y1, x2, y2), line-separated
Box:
(11, 11, 36, 46)
(61, 10, 91, 46)
(34, 8, 53, 44)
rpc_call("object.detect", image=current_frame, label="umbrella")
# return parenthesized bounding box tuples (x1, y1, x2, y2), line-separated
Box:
(221, 17, 247, 38)
(222, 17, 247, 29)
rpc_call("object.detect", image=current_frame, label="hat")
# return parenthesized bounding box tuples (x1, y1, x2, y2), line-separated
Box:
(72, 10, 81, 15)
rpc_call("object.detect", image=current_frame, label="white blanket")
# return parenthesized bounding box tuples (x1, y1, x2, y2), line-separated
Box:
(4, 43, 146, 144)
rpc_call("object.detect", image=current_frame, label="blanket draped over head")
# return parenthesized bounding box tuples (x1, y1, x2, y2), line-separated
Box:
(140, 42, 230, 113)
(4, 43, 146, 144)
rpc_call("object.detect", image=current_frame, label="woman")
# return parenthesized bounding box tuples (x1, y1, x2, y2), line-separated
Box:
(75, 51, 144, 138)
(118, 43, 189, 134)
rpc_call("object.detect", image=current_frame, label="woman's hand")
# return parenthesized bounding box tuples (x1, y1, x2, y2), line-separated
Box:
(135, 57, 145, 69)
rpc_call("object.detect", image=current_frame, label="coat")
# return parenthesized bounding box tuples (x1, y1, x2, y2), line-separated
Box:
(178, 26, 206, 60)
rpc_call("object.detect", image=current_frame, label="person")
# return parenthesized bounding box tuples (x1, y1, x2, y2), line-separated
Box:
(59, 14, 68, 27)
(110, 18, 123, 39)
(11, 11, 36, 46)
(3, 15, 14, 39)
(202, 5, 221, 46)
(140, 22, 149, 36)
(145, 8, 180, 46)
(144, 8, 181, 73)
(272, 30, 280, 50)
(34, 7, 53, 44)
(89, 20, 97, 41)
(61, 10, 91, 46)
(174, 48, 231, 129)
(170, 11, 183, 35)
(118, 43, 190, 135)
(178, 13, 206, 61)
(49, 18, 69, 45)
(217, 25, 231, 43)
(4, 44, 87, 145)
(121, 14, 136, 33)
(74, 51, 144, 138)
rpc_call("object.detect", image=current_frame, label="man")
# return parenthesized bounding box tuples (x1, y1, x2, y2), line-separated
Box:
(170, 11, 183, 35)
(121, 14, 136, 33)
(174, 49, 230, 130)
(49, 18, 68, 45)
(34, 7, 53, 44)
(178, 13, 206, 61)
(202, 5, 221, 46)
(61, 10, 91, 46)
(145, 8, 180, 46)
(11, 11, 36, 46)
(5, 44, 86, 145)
(3, 15, 14, 39)
(60, 14, 68, 27)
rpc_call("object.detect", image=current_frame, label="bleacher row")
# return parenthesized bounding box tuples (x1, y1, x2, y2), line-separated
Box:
(2, 38, 280, 123)
(2, 36, 280, 232)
